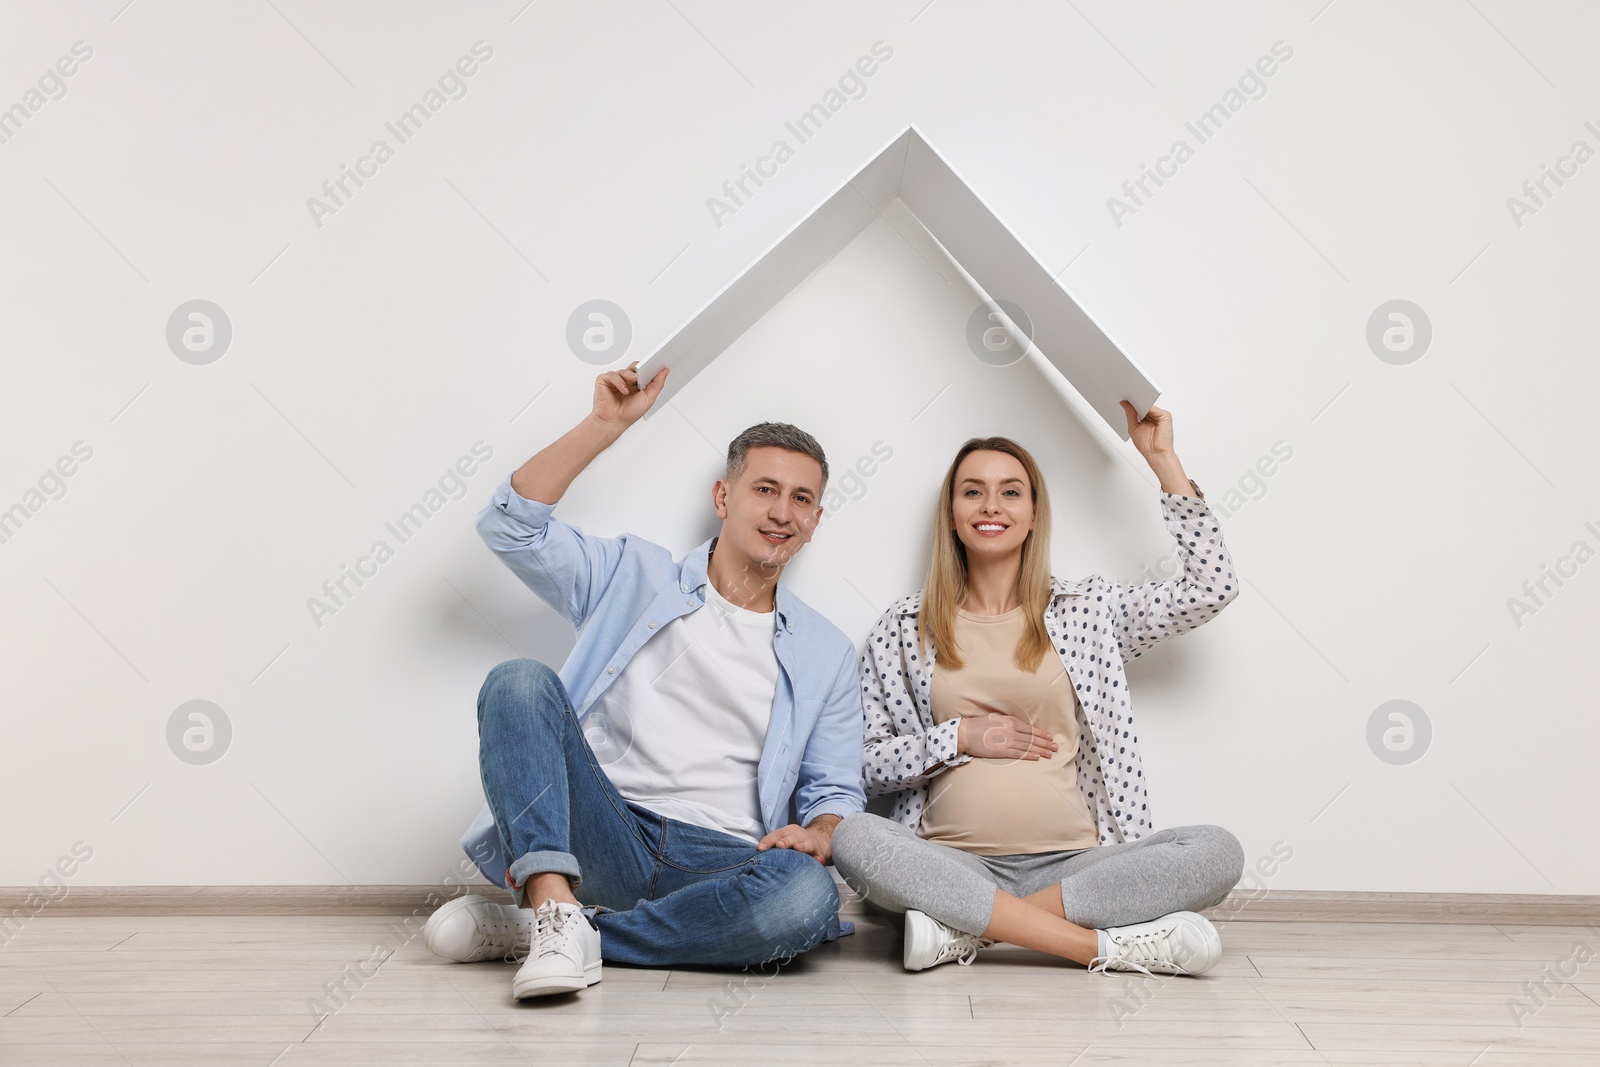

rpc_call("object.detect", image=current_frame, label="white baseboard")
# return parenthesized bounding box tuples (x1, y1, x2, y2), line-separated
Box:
(3, 885, 1598, 925)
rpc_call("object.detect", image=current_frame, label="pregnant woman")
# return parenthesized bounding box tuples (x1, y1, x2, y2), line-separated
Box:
(831, 402, 1245, 976)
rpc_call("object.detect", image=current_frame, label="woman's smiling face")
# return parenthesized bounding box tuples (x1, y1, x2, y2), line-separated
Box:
(949, 449, 1034, 559)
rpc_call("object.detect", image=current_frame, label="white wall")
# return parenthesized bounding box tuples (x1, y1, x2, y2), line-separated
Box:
(3, 1, 1596, 896)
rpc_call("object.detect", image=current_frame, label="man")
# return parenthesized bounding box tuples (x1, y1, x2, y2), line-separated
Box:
(423, 361, 866, 1000)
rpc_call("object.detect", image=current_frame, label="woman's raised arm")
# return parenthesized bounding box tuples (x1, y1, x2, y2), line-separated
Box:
(1112, 401, 1237, 660)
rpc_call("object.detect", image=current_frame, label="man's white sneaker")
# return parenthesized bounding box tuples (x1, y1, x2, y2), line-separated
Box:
(512, 899, 602, 999)
(903, 908, 993, 972)
(422, 894, 534, 963)
(1088, 910, 1222, 977)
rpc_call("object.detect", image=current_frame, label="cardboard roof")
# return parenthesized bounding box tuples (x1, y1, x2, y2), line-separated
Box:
(637, 123, 1159, 439)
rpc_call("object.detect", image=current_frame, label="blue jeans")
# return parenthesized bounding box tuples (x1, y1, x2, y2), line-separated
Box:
(477, 658, 841, 968)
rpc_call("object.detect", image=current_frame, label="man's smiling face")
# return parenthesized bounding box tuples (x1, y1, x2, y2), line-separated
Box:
(712, 445, 825, 574)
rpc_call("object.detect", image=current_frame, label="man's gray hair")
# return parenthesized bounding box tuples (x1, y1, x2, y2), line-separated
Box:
(725, 422, 829, 495)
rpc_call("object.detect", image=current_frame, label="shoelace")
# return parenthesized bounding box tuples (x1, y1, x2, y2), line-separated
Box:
(932, 930, 991, 967)
(1086, 928, 1175, 978)
(521, 902, 598, 966)
(527, 902, 586, 963)
(479, 908, 529, 962)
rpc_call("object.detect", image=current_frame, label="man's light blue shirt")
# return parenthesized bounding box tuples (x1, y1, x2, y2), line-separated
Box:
(460, 473, 866, 890)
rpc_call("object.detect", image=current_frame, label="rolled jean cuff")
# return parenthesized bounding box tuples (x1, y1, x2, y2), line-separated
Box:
(507, 850, 582, 900)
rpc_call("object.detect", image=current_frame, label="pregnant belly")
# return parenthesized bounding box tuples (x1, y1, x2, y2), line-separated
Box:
(918, 742, 1098, 855)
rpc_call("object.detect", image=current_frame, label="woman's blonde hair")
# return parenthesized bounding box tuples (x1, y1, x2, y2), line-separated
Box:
(918, 437, 1053, 673)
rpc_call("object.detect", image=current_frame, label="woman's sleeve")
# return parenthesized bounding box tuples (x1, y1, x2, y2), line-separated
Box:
(1111, 490, 1237, 661)
(858, 610, 968, 798)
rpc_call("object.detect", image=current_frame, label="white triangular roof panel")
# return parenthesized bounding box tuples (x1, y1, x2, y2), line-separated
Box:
(639, 124, 1158, 440)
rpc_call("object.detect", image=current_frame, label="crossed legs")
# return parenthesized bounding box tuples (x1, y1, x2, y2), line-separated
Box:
(477, 657, 839, 968)
(831, 812, 1244, 965)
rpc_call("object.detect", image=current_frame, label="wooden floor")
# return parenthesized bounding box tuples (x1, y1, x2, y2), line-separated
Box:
(3, 905, 1600, 1065)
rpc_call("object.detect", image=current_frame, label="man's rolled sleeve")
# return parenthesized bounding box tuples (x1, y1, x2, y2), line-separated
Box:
(478, 474, 559, 540)
(474, 473, 627, 629)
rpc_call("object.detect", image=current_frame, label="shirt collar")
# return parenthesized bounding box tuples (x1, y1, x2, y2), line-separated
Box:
(680, 536, 796, 634)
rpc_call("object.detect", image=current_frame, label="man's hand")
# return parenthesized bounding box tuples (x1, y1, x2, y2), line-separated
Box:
(595, 361, 668, 430)
(508, 363, 669, 504)
(756, 814, 841, 865)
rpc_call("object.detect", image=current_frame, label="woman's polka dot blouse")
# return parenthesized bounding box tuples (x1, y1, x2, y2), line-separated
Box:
(856, 491, 1236, 845)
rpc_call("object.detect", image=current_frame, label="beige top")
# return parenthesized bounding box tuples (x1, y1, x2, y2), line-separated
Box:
(917, 604, 1099, 855)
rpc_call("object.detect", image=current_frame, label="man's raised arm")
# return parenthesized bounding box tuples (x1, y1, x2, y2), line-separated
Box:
(477, 362, 667, 627)
(510, 362, 668, 505)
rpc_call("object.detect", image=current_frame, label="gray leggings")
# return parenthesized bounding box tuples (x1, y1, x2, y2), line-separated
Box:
(830, 814, 1245, 936)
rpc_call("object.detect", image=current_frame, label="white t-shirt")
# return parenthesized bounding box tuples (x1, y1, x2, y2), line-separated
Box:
(587, 573, 779, 843)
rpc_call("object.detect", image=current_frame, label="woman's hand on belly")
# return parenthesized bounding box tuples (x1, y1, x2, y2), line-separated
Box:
(957, 711, 1059, 760)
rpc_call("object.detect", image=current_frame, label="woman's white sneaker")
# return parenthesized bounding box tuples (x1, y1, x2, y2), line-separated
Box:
(1088, 910, 1222, 977)
(903, 908, 992, 971)
(512, 899, 602, 999)
(422, 895, 534, 963)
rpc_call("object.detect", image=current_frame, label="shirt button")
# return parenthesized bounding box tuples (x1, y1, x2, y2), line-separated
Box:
(607, 666, 615, 674)
(648, 621, 656, 629)
(687, 598, 695, 606)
